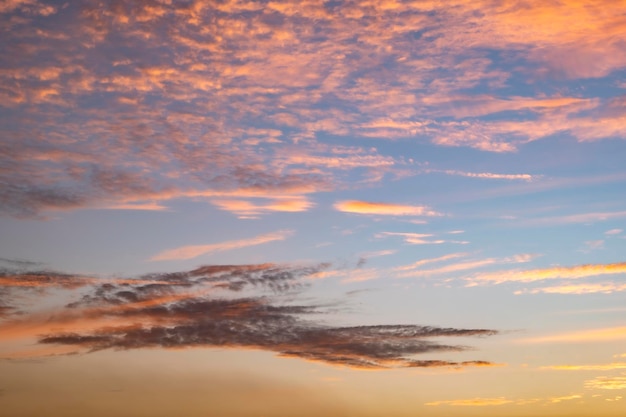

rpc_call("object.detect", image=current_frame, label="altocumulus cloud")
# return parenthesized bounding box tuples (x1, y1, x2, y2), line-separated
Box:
(0, 262, 498, 369)
(4, 1, 624, 218)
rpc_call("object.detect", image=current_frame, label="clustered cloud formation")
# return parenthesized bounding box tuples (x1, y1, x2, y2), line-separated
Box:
(1, 0, 625, 217)
(0, 261, 498, 369)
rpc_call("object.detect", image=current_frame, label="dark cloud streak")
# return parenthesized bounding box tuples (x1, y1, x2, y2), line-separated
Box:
(0, 262, 498, 369)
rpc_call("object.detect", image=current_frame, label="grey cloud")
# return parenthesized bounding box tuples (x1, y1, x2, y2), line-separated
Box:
(0, 262, 501, 369)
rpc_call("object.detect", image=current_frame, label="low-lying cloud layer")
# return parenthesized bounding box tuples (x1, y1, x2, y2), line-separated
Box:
(0, 262, 498, 369)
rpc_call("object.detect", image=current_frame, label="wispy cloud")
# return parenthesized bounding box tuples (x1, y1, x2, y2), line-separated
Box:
(210, 197, 313, 219)
(469, 262, 626, 285)
(426, 394, 582, 407)
(522, 211, 626, 226)
(585, 376, 626, 390)
(0, 263, 498, 369)
(427, 169, 538, 181)
(425, 397, 513, 407)
(375, 232, 447, 245)
(334, 201, 441, 217)
(515, 282, 626, 295)
(149, 230, 294, 261)
(398, 259, 499, 279)
(396, 253, 535, 279)
(393, 253, 469, 272)
(541, 363, 626, 371)
(519, 326, 626, 344)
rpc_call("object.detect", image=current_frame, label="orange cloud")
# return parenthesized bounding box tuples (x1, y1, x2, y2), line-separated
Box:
(149, 230, 294, 261)
(470, 262, 626, 285)
(520, 326, 626, 344)
(426, 394, 582, 407)
(542, 363, 626, 371)
(211, 197, 313, 218)
(516, 282, 626, 295)
(398, 259, 498, 278)
(585, 376, 626, 390)
(3, 0, 626, 220)
(334, 201, 440, 216)
(425, 397, 513, 407)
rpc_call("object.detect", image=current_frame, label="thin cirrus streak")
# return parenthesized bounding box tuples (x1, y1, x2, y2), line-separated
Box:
(425, 397, 513, 407)
(149, 230, 295, 261)
(376, 232, 471, 246)
(427, 169, 538, 181)
(514, 282, 626, 295)
(334, 201, 441, 217)
(584, 377, 626, 390)
(521, 211, 626, 226)
(0, 263, 499, 370)
(393, 253, 536, 278)
(393, 253, 469, 272)
(518, 326, 626, 344)
(210, 198, 313, 219)
(541, 363, 626, 371)
(425, 394, 582, 407)
(468, 262, 626, 285)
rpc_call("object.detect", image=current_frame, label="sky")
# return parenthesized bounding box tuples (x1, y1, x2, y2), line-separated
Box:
(1, 0, 626, 416)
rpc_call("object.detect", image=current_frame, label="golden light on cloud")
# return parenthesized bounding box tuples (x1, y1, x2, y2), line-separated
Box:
(519, 326, 626, 344)
(541, 363, 626, 371)
(470, 262, 626, 285)
(211, 197, 313, 218)
(426, 394, 583, 407)
(150, 230, 294, 261)
(425, 397, 513, 407)
(585, 376, 626, 390)
(515, 282, 626, 295)
(334, 200, 441, 216)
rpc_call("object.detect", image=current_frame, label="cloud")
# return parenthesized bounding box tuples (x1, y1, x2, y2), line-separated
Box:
(522, 211, 626, 226)
(396, 253, 535, 279)
(2, 1, 626, 217)
(515, 282, 626, 295)
(375, 232, 446, 245)
(359, 249, 396, 258)
(334, 201, 441, 217)
(425, 394, 582, 407)
(149, 230, 294, 261)
(393, 253, 469, 272)
(0, 262, 498, 369)
(469, 261, 626, 285)
(425, 397, 513, 407)
(605, 229, 624, 236)
(210, 197, 313, 219)
(98, 202, 170, 211)
(519, 326, 626, 344)
(541, 363, 626, 371)
(585, 376, 626, 390)
(428, 169, 538, 181)
(377, 232, 471, 246)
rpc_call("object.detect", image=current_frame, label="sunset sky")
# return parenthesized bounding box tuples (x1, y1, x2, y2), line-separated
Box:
(1, 0, 626, 416)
